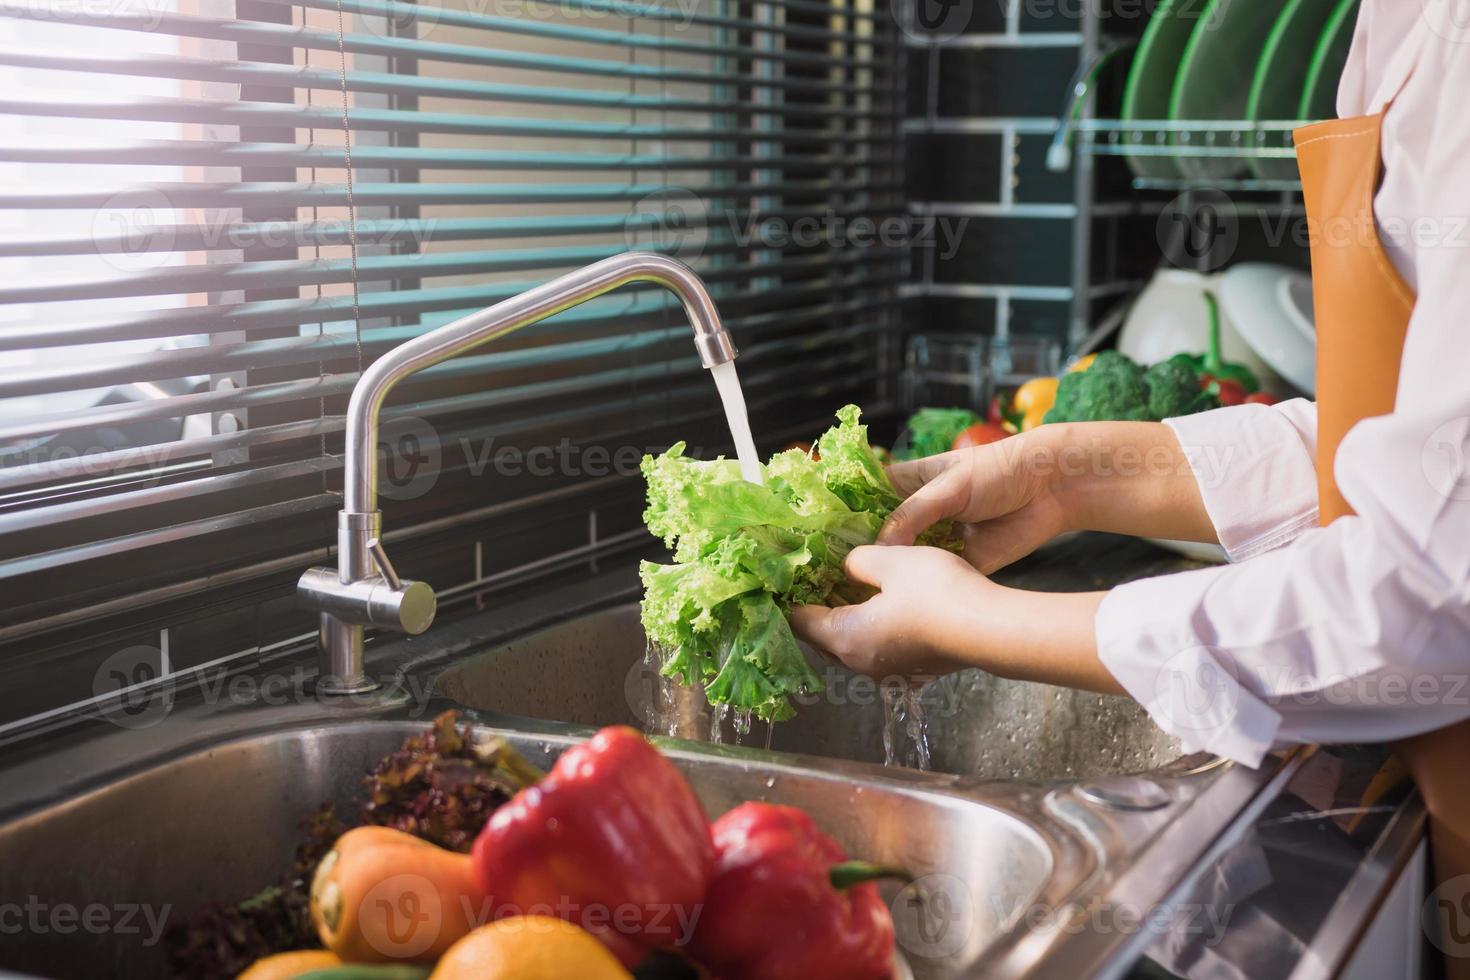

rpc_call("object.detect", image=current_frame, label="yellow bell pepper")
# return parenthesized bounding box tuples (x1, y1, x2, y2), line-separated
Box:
(1012, 376, 1059, 431)
(1065, 353, 1097, 374)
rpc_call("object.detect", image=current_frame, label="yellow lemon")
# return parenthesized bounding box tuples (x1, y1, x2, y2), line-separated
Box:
(428, 916, 632, 980)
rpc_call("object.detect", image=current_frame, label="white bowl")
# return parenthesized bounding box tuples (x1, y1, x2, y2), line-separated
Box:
(1118, 268, 1293, 395)
(1217, 262, 1317, 395)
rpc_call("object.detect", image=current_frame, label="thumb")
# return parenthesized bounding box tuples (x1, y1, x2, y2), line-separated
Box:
(789, 603, 865, 657)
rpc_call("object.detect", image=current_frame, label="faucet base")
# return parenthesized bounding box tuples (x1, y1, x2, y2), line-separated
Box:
(314, 613, 380, 696)
(314, 674, 382, 697)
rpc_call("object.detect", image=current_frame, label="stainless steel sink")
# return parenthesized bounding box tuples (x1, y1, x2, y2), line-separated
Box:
(0, 718, 1080, 980)
(435, 602, 1181, 781)
(0, 566, 1321, 980)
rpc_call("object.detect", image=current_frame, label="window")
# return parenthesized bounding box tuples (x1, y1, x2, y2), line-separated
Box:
(0, 0, 904, 723)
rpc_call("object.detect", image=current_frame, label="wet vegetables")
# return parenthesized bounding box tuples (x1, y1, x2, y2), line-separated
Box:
(470, 727, 715, 968)
(360, 710, 523, 853)
(166, 804, 345, 979)
(689, 802, 904, 980)
(169, 712, 519, 979)
(639, 405, 953, 722)
(309, 827, 482, 963)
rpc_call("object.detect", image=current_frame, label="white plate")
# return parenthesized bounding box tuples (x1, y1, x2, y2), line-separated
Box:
(1118, 268, 1287, 393)
(1217, 262, 1317, 395)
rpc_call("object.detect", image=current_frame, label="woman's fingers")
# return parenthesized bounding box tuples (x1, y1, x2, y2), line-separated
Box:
(843, 544, 893, 587)
(885, 451, 960, 498)
(789, 603, 862, 658)
(878, 465, 973, 545)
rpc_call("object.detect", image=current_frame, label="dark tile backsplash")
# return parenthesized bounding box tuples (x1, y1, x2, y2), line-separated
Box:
(1014, 134, 1076, 204)
(906, 18, 1084, 344)
(933, 215, 1074, 288)
(907, 133, 1006, 202)
(1010, 298, 1072, 341)
(1020, 0, 1086, 32)
(915, 294, 1000, 333)
(936, 47, 1080, 118)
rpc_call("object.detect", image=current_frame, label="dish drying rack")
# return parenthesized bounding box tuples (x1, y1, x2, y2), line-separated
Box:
(1047, 34, 1313, 350)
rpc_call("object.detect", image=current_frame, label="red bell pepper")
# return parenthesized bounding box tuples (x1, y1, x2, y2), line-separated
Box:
(689, 802, 904, 980)
(469, 726, 714, 967)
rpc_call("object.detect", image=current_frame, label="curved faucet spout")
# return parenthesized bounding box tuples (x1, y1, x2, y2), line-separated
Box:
(345, 251, 732, 516)
(299, 252, 736, 695)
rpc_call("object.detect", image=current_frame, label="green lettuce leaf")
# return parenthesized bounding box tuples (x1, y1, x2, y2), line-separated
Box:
(639, 405, 952, 722)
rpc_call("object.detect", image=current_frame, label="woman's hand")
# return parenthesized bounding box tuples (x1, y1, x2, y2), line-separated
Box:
(881, 432, 1069, 574)
(789, 545, 995, 679)
(789, 544, 1123, 695)
(882, 421, 1218, 572)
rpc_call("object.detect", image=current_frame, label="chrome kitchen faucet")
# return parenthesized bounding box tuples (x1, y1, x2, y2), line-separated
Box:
(298, 252, 737, 694)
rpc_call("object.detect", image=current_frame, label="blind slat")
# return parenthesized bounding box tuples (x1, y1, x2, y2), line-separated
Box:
(0, 202, 902, 258)
(0, 6, 886, 96)
(0, 344, 883, 543)
(0, 255, 906, 349)
(0, 46, 898, 111)
(0, 235, 904, 305)
(0, 137, 884, 175)
(0, 94, 899, 142)
(0, 177, 900, 212)
(0, 271, 904, 441)
(0, 281, 903, 399)
(258, 0, 887, 52)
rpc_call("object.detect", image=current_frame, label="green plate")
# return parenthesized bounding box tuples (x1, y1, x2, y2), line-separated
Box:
(1169, 0, 1291, 181)
(1245, 0, 1342, 179)
(1120, 0, 1214, 181)
(1299, 0, 1360, 121)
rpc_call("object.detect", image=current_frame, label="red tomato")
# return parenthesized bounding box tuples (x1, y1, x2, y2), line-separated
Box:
(951, 421, 1010, 450)
(782, 440, 819, 460)
(1244, 391, 1279, 406)
(1213, 379, 1247, 406)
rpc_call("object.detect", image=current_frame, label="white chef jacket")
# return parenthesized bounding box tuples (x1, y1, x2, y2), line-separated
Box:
(1094, 0, 1470, 767)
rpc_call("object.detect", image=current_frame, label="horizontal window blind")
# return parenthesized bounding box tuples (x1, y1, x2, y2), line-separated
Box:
(0, 0, 906, 660)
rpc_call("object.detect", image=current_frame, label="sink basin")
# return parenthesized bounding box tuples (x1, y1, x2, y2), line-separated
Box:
(436, 603, 1181, 781)
(0, 719, 1073, 980)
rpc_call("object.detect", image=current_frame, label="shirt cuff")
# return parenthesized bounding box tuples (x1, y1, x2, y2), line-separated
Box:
(1095, 569, 1283, 768)
(1164, 399, 1320, 562)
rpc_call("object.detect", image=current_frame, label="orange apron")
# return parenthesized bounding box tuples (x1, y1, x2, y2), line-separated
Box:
(1296, 94, 1470, 948)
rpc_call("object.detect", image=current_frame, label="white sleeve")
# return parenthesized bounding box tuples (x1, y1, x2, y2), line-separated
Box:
(1164, 400, 1321, 561)
(1095, 46, 1470, 767)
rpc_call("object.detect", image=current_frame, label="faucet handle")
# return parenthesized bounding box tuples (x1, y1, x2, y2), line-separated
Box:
(298, 546, 437, 636)
(366, 537, 402, 590)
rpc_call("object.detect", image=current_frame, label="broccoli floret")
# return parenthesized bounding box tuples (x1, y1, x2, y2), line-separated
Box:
(1144, 358, 1219, 420)
(1044, 350, 1152, 423)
